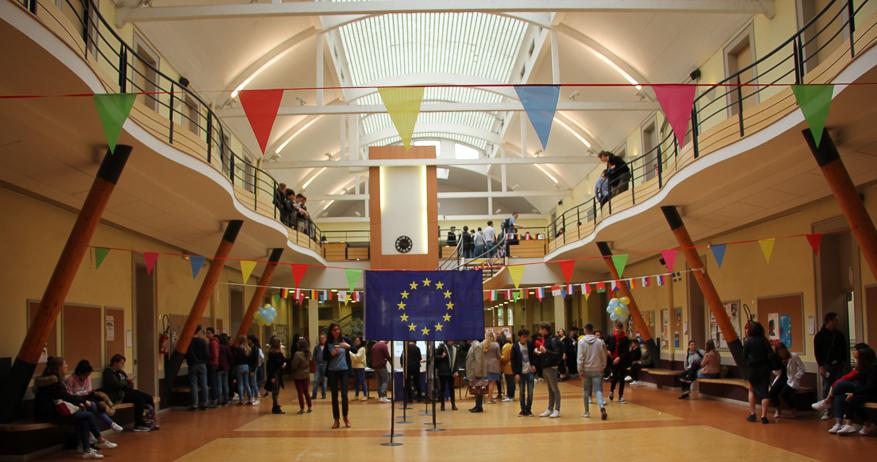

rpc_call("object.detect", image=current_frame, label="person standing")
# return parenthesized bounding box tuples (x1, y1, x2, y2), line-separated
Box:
(483, 332, 502, 404)
(501, 336, 515, 402)
(564, 328, 579, 379)
(265, 336, 287, 414)
(404, 342, 424, 402)
(436, 340, 460, 411)
(324, 323, 352, 429)
(473, 227, 485, 258)
(350, 336, 369, 401)
(216, 334, 232, 406)
(577, 324, 608, 420)
(371, 340, 392, 403)
(536, 323, 562, 418)
(186, 326, 210, 410)
(246, 335, 263, 404)
(482, 221, 497, 257)
(461, 226, 473, 258)
(814, 312, 848, 419)
(232, 336, 255, 405)
(290, 338, 313, 414)
(311, 333, 328, 400)
(605, 322, 631, 403)
(465, 339, 487, 413)
(205, 327, 220, 407)
(744, 322, 774, 424)
(511, 329, 536, 416)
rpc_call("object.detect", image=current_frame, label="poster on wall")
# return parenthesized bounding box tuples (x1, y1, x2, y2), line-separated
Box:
(779, 314, 792, 347)
(105, 315, 115, 342)
(661, 309, 670, 349)
(767, 312, 780, 340)
(710, 300, 741, 349)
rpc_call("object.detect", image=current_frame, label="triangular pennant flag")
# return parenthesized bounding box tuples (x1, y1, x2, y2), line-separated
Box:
(344, 269, 363, 292)
(93, 93, 136, 153)
(240, 260, 258, 283)
(805, 233, 824, 255)
(291, 264, 309, 288)
(508, 265, 525, 288)
(94, 247, 110, 270)
(661, 248, 678, 272)
(709, 244, 727, 268)
(189, 255, 206, 279)
(558, 260, 576, 285)
(758, 238, 776, 264)
(378, 87, 424, 148)
(513, 291, 520, 302)
(143, 252, 159, 276)
(611, 254, 629, 278)
(792, 84, 834, 147)
(514, 85, 560, 149)
(653, 85, 697, 148)
(238, 89, 284, 155)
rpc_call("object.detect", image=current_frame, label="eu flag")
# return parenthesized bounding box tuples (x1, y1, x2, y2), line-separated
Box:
(365, 270, 484, 341)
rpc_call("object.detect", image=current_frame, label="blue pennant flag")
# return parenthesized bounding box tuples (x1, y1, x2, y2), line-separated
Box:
(710, 244, 727, 268)
(514, 85, 560, 150)
(189, 255, 206, 279)
(365, 270, 484, 341)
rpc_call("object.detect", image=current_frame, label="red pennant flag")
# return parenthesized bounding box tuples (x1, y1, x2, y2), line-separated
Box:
(238, 89, 284, 155)
(291, 264, 309, 288)
(558, 259, 576, 285)
(661, 248, 678, 272)
(143, 252, 159, 275)
(805, 233, 823, 255)
(653, 84, 697, 148)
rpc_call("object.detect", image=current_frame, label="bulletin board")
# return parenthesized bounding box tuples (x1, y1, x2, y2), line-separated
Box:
(673, 307, 683, 349)
(757, 294, 804, 353)
(167, 314, 212, 342)
(867, 286, 877, 347)
(643, 310, 656, 338)
(104, 307, 125, 365)
(28, 300, 57, 357)
(62, 304, 102, 370)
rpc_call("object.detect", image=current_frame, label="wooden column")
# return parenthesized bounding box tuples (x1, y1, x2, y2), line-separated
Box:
(236, 248, 284, 337)
(1, 146, 132, 422)
(661, 206, 744, 368)
(165, 220, 243, 382)
(804, 129, 877, 280)
(596, 241, 657, 356)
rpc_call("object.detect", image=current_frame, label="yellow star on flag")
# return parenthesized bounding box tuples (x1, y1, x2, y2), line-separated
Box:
(434, 323, 444, 331)
(443, 290, 452, 299)
(400, 313, 409, 322)
(443, 313, 452, 322)
(409, 281, 418, 290)
(408, 323, 417, 331)
(397, 301, 406, 310)
(422, 277, 431, 287)
(421, 326, 431, 336)
(446, 301, 455, 310)
(435, 281, 444, 290)
(400, 290, 409, 299)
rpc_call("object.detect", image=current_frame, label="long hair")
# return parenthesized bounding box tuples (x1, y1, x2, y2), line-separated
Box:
(298, 338, 310, 360)
(42, 356, 64, 379)
(73, 359, 93, 377)
(856, 346, 876, 371)
(747, 321, 765, 339)
(268, 335, 283, 354)
(326, 322, 342, 343)
(236, 335, 251, 355)
(483, 331, 496, 352)
(705, 340, 716, 353)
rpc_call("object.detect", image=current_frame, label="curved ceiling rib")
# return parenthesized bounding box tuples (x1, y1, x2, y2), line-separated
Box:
(361, 123, 502, 147)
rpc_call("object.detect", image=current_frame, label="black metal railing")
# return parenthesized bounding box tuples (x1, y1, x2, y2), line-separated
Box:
(546, 0, 869, 252)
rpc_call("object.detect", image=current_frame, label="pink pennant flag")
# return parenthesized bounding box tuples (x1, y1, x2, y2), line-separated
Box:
(805, 233, 823, 255)
(661, 248, 679, 272)
(143, 252, 159, 275)
(558, 260, 576, 285)
(238, 89, 284, 155)
(291, 263, 309, 288)
(653, 84, 697, 148)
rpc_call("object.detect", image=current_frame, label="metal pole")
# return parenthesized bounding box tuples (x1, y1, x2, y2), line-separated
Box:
(381, 341, 402, 446)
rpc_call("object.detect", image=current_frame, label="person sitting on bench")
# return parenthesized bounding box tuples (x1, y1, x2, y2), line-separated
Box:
(101, 354, 158, 432)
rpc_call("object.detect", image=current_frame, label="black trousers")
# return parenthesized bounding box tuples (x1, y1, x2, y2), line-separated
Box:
(406, 369, 422, 401)
(122, 389, 153, 426)
(769, 380, 796, 410)
(327, 370, 349, 420)
(609, 363, 627, 397)
(439, 375, 455, 408)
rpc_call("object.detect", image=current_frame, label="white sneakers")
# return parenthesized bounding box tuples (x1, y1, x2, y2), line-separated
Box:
(827, 422, 843, 434)
(378, 397, 392, 403)
(582, 412, 590, 418)
(539, 410, 552, 417)
(549, 410, 560, 418)
(624, 376, 633, 383)
(80, 449, 104, 459)
(837, 423, 863, 435)
(811, 399, 830, 412)
(859, 423, 877, 435)
(501, 397, 513, 402)
(96, 439, 117, 449)
(110, 423, 123, 432)
(618, 398, 627, 404)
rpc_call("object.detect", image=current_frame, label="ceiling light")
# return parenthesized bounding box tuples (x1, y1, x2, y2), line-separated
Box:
(275, 117, 321, 154)
(436, 168, 450, 180)
(589, 48, 642, 91)
(554, 117, 592, 149)
(301, 167, 327, 190)
(230, 52, 289, 99)
(535, 164, 559, 184)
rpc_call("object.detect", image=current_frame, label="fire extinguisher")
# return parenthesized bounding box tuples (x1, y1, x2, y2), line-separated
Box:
(159, 315, 171, 355)
(742, 304, 755, 336)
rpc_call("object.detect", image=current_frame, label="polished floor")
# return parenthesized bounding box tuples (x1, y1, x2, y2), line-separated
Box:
(43, 380, 876, 461)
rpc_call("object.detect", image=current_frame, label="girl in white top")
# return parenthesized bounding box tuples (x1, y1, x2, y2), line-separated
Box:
(770, 343, 805, 419)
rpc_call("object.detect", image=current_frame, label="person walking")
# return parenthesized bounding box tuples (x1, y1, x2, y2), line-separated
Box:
(436, 340, 460, 411)
(324, 323, 352, 429)
(265, 336, 287, 414)
(350, 336, 369, 401)
(371, 340, 392, 403)
(606, 322, 632, 403)
(536, 323, 562, 418)
(311, 333, 328, 400)
(511, 329, 536, 416)
(290, 338, 313, 414)
(466, 339, 487, 413)
(577, 324, 608, 420)
(501, 336, 515, 402)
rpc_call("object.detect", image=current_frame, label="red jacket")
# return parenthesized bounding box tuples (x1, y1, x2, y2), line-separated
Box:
(208, 337, 220, 366)
(832, 369, 858, 388)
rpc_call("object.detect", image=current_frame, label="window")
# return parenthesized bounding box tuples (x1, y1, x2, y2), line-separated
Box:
(724, 26, 757, 116)
(641, 121, 658, 182)
(180, 96, 200, 135)
(797, 0, 848, 74)
(133, 34, 160, 112)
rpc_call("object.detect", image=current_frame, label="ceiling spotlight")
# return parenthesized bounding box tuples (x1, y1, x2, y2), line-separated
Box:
(568, 90, 580, 101)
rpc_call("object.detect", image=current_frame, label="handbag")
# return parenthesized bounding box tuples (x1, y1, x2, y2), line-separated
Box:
(54, 399, 80, 416)
(468, 379, 489, 396)
(93, 390, 115, 417)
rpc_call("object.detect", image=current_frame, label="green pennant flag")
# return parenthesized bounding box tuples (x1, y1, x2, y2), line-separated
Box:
(93, 93, 136, 153)
(792, 84, 834, 147)
(272, 293, 280, 308)
(611, 254, 629, 278)
(513, 290, 520, 302)
(94, 247, 110, 270)
(345, 269, 363, 292)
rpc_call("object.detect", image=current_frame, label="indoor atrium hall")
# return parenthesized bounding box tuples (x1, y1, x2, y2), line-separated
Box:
(2, 0, 877, 460)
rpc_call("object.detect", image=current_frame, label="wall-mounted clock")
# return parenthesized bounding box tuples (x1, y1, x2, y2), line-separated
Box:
(395, 235, 413, 253)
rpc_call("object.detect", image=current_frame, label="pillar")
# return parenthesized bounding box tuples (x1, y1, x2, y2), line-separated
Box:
(166, 220, 243, 382)
(308, 297, 319, 350)
(661, 206, 744, 368)
(236, 248, 284, 337)
(552, 294, 566, 330)
(596, 242, 658, 356)
(1, 146, 132, 422)
(803, 129, 877, 280)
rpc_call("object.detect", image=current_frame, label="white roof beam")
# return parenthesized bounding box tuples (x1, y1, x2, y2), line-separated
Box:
(360, 124, 502, 146)
(268, 156, 596, 169)
(118, 1, 773, 23)
(307, 190, 568, 201)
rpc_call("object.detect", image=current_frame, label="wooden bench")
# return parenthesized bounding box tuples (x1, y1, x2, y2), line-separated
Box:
(865, 402, 877, 410)
(642, 368, 679, 389)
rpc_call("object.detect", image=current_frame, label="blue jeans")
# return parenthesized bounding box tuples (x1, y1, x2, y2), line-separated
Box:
(583, 371, 605, 413)
(518, 372, 534, 413)
(217, 370, 229, 403)
(832, 380, 858, 419)
(207, 364, 219, 404)
(312, 364, 327, 398)
(485, 241, 495, 257)
(189, 363, 208, 407)
(236, 364, 254, 402)
(353, 368, 368, 397)
(83, 401, 114, 428)
(71, 409, 101, 451)
(249, 368, 260, 399)
(473, 244, 484, 258)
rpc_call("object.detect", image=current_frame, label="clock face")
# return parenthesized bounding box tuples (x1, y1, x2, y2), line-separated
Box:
(395, 235, 413, 253)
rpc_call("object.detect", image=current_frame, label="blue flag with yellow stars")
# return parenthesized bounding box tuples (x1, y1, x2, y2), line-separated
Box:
(365, 270, 484, 341)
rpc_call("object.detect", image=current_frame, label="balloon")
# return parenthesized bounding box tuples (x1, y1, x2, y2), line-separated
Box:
(620, 297, 630, 305)
(259, 304, 277, 326)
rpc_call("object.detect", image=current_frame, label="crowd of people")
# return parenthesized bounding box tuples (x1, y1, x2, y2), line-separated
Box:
(273, 183, 313, 236)
(446, 212, 545, 259)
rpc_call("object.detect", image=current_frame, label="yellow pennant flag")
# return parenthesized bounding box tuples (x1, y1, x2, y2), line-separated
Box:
(240, 260, 258, 283)
(758, 238, 776, 264)
(507, 265, 525, 288)
(378, 87, 424, 148)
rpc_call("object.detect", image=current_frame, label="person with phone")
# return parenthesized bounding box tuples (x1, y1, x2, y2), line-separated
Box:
(324, 323, 353, 429)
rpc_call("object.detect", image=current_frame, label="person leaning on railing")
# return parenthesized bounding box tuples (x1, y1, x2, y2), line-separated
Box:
(597, 150, 630, 199)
